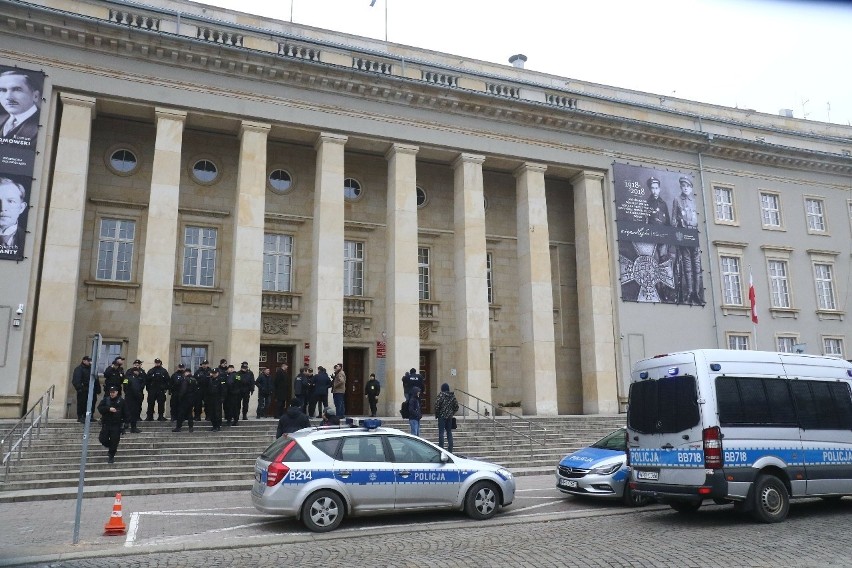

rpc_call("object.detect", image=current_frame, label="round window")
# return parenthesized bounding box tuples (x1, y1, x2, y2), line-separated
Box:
(416, 186, 428, 209)
(192, 159, 219, 184)
(109, 149, 138, 174)
(268, 169, 294, 194)
(344, 178, 362, 201)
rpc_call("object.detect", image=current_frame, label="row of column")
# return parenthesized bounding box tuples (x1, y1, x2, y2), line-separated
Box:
(27, 93, 618, 417)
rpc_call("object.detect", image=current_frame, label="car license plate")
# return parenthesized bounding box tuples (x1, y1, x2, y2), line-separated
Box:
(636, 470, 659, 481)
(558, 478, 578, 488)
(255, 469, 267, 484)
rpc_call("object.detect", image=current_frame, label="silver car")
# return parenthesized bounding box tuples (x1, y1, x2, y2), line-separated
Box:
(252, 420, 516, 532)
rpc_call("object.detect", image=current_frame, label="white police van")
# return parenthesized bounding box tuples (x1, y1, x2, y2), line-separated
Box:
(627, 349, 852, 522)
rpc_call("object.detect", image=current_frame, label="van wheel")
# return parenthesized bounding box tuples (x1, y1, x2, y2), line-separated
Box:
(670, 500, 701, 514)
(465, 481, 499, 520)
(301, 490, 345, 532)
(750, 475, 789, 523)
(622, 485, 649, 507)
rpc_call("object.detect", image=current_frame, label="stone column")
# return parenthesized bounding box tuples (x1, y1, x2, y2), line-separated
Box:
(452, 153, 491, 405)
(228, 121, 271, 364)
(136, 108, 186, 364)
(514, 162, 558, 415)
(571, 171, 619, 414)
(28, 94, 96, 413)
(384, 144, 419, 411)
(309, 133, 348, 367)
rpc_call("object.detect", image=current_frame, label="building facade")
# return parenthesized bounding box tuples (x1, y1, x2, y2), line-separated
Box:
(0, 0, 849, 419)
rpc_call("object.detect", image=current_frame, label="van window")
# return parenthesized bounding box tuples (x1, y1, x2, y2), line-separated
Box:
(791, 380, 852, 430)
(627, 375, 700, 434)
(716, 376, 797, 426)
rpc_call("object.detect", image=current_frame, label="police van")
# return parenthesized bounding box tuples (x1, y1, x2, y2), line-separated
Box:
(626, 349, 852, 523)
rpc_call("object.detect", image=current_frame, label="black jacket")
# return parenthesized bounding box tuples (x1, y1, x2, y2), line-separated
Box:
(124, 369, 146, 399)
(98, 394, 128, 426)
(103, 364, 125, 391)
(312, 370, 331, 396)
(365, 378, 381, 399)
(256, 372, 272, 395)
(146, 365, 170, 394)
(236, 369, 255, 394)
(274, 368, 291, 400)
(72, 364, 100, 395)
(276, 406, 312, 438)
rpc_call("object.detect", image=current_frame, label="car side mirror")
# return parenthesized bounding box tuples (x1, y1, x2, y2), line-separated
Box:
(440, 452, 450, 463)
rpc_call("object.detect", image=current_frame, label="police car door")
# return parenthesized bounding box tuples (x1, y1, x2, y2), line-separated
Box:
(386, 435, 461, 509)
(334, 435, 396, 512)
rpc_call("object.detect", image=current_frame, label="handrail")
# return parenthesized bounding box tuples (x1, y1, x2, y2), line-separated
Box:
(454, 389, 548, 457)
(1, 385, 55, 483)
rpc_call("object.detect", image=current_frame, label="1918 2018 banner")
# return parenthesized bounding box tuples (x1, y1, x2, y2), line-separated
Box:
(0, 65, 44, 261)
(613, 162, 705, 306)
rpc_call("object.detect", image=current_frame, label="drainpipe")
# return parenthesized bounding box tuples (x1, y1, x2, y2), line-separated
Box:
(697, 118, 722, 348)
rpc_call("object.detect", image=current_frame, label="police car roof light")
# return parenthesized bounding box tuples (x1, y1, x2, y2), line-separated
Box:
(639, 371, 649, 379)
(667, 367, 679, 376)
(710, 363, 721, 372)
(848, 370, 852, 378)
(360, 418, 382, 430)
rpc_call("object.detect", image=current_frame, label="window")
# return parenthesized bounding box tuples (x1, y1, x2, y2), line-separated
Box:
(191, 159, 219, 184)
(386, 435, 441, 463)
(263, 234, 293, 292)
(715, 376, 797, 427)
(728, 334, 750, 350)
(713, 185, 736, 223)
(790, 380, 852, 430)
(416, 186, 428, 208)
(180, 344, 208, 372)
(343, 240, 364, 296)
(776, 336, 797, 353)
(720, 255, 742, 305)
(107, 148, 138, 175)
(759, 192, 782, 228)
(767, 260, 791, 308)
(486, 252, 494, 304)
(813, 263, 836, 310)
(823, 337, 844, 358)
(339, 436, 386, 462)
(268, 169, 294, 194)
(97, 342, 124, 374)
(805, 198, 827, 233)
(343, 178, 362, 201)
(626, 375, 701, 434)
(182, 226, 217, 287)
(418, 247, 430, 300)
(96, 219, 135, 281)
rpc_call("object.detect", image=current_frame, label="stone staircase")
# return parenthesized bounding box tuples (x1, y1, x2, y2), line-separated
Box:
(0, 414, 625, 502)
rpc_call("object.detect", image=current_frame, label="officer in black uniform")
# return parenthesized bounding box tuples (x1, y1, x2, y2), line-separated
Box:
(145, 358, 170, 421)
(103, 356, 125, 393)
(207, 368, 225, 431)
(71, 355, 100, 423)
(172, 368, 197, 433)
(169, 363, 186, 421)
(225, 364, 241, 426)
(255, 367, 272, 418)
(98, 385, 128, 463)
(123, 359, 145, 433)
(194, 360, 212, 421)
(237, 362, 255, 421)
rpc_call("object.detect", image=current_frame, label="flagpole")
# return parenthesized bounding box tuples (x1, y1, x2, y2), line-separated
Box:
(749, 265, 758, 350)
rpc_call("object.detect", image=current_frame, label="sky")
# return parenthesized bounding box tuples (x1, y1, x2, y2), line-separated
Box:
(197, 0, 852, 126)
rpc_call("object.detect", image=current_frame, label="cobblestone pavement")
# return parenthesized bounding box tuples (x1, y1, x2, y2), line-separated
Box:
(3, 476, 852, 567)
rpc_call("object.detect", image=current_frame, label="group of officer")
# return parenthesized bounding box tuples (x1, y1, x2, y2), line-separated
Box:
(72, 355, 259, 434)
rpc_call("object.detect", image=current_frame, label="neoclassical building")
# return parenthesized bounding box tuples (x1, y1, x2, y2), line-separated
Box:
(0, 0, 849, 419)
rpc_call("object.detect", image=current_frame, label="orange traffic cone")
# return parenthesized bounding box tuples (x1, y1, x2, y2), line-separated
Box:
(104, 492, 127, 535)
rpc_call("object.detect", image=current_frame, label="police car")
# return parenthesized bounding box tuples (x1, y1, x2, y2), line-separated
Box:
(556, 427, 648, 506)
(252, 419, 516, 532)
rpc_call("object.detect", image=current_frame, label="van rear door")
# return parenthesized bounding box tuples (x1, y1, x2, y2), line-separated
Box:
(628, 354, 707, 490)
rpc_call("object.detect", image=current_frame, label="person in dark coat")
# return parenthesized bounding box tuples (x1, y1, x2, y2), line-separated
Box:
(311, 366, 331, 418)
(194, 360, 212, 421)
(207, 368, 225, 431)
(274, 363, 291, 417)
(98, 385, 128, 463)
(407, 386, 423, 437)
(145, 358, 170, 421)
(71, 355, 100, 423)
(225, 364, 242, 426)
(320, 406, 340, 426)
(237, 362, 255, 421)
(293, 368, 307, 412)
(302, 368, 315, 415)
(172, 369, 197, 432)
(365, 373, 380, 417)
(123, 359, 145, 433)
(169, 363, 186, 421)
(255, 367, 272, 418)
(102, 357, 125, 392)
(276, 398, 312, 438)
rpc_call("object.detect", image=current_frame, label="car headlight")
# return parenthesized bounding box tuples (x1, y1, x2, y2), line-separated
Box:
(495, 468, 512, 481)
(590, 462, 623, 475)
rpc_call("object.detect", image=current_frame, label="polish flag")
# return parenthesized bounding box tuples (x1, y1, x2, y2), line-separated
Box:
(749, 271, 758, 325)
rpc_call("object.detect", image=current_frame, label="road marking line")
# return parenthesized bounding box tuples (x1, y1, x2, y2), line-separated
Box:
(124, 512, 140, 547)
(505, 500, 564, 514)
(140, 520, 283, 547)
(515, 488, 559, 493)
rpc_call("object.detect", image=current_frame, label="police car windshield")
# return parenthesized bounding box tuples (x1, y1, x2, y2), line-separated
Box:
(590, 428, 626, 451)
(260, 436, 310, 462)
(628, 375, 700, 434)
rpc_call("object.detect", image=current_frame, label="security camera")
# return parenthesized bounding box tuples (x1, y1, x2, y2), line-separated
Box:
(16, 304, 24, 315)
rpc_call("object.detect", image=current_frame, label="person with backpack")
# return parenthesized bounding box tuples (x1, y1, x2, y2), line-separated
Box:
(407, 386, 423, 436)
(435, 383, 460, 453)
(365, 373, 380, 417)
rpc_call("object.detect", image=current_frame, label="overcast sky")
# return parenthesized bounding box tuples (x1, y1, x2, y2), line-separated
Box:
(198, 0, 852, 126)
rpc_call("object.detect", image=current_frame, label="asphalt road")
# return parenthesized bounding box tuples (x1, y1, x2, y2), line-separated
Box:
(3, 475, 852, 567)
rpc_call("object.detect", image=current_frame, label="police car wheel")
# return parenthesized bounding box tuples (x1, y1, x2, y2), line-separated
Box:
(301, 490, 345, 532)
(750, 475, 789, 524)
(465, 481, 499, 520)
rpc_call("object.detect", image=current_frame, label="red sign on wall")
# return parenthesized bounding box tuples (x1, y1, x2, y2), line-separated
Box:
(376, 341, 386, 359)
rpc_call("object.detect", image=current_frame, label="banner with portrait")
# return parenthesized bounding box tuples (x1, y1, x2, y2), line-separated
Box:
(0, 65, 44, 261)
(613, 162, 705, 306)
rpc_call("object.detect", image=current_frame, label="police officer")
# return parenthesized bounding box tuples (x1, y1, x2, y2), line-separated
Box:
(207, 368, 225, 431)
(169, 363, 186, 421)
(145, 358, 170, 421)
(194, 360, 212, 421)
(103, 356, 125, 393)
(225, 364, 241, 426)
(293, 368, 307, 413)
(71, 355, 100, 423)
(98, 385, 128, 463)
(237, 362, 255, 421)
(172, 368, 197, 433)
(255, 367, 272, 418)
(365, 373, 381, 418)
(123, 359, 145, 433)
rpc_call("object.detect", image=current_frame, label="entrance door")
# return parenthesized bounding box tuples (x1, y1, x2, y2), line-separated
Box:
(419, 350, 433, 414)
(343, 348, 365, 416)
(260, 345, 294, 417)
